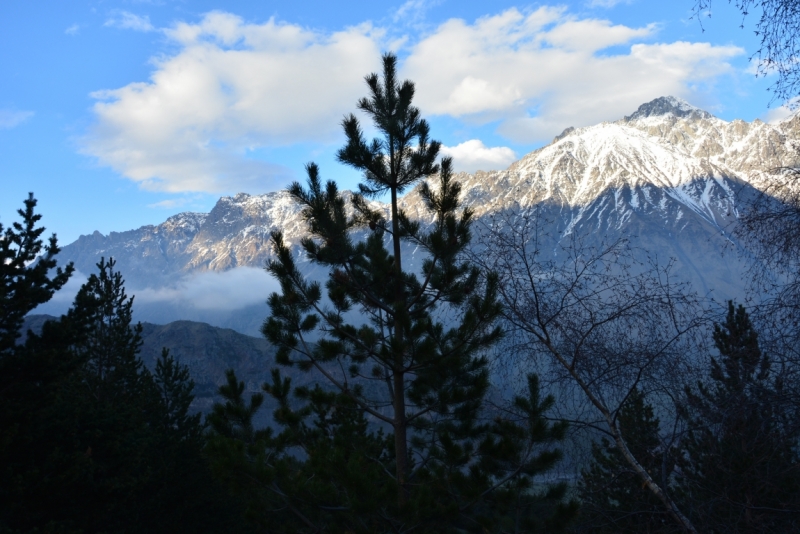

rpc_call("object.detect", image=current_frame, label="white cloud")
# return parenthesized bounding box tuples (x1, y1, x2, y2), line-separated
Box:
(65, 24, 80, 36)
(394, 0, 443, 25)
(441, 140, 517, 173)
(0, 109, 34, 129)
(133, 267, 278, 311)
(82, 7, 746, 193)
(588, 0, 632, 7)
(404, 7, 743, 142)
(83, 11, 382, 193)
(761, 97, 800, 123)
(31, 267, 277, 317)
(104, 11, 155, 32)
(147, 196, 198, 209)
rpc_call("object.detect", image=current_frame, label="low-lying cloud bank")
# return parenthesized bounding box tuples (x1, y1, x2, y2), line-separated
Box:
(133, 267, 278, 311)
(32, 267, 279, 319)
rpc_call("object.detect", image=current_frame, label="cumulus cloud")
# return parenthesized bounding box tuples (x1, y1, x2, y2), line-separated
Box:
(0, 109, 34, 129)
(761, 97, 800, 123)
(133, 267, 278, 311)
(82, 7, 745, 193)
(441, 140, 517, 173)
(65, 24, 80, 36)
(104, 12, 155, 32)
(404, 7, 743, 142)
(83, 11, 382, 193)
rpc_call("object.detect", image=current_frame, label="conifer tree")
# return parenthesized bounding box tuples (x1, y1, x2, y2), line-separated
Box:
(264, 52, 495, 503)
(677, 301, 800, 533)
(0, 194, 77, 532)
(206, 369, 395, 532)
(154, 347, 203, 441)
(250, 52, 577, 531)
(578, 388, 677, 533)
(2, 253, 250, 533)
(0, 193, 73, 354)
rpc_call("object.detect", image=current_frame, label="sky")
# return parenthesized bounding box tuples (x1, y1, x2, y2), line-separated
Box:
(0, 0, 791, 245)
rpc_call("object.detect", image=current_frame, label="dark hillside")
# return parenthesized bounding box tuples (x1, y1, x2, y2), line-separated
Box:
(21, 315, 302, 416)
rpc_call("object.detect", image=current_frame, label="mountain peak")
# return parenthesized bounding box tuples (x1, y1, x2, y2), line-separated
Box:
(624, 96, 712, 122)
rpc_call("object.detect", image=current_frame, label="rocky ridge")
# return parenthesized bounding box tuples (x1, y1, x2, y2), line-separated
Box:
(401, 96, 799, 227)
(61, 191, 387, 290)
(53, 96, 800, 331)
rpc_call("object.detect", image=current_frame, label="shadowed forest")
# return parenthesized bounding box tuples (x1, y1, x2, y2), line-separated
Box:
(5, 4, 800, 530)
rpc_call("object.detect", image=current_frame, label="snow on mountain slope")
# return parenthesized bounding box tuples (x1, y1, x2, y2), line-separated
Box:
(60, 189, 388, 289)
(54, 96, 800, 329)
(402, 96, 799, 236)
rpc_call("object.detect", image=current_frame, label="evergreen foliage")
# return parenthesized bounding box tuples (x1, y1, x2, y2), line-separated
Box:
(0, 193, 78, 533)
(577, 389, 678, 533)
(43, 259, 159, 531)
(154, 347, 203, 441)
(0, 193, 73, 354)
(208, 53, 578, 532)
(206, 368, 396, 532)
(677, 301, 800, 533)
(0, 200, 249, 534)
(208, 368, 578, 532)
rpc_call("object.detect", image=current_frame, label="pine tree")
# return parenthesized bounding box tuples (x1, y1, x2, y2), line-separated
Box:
(56, 259, 251, 533)
(247, 52, 577, 531)
(677, 301, 800, 533)
(2, 256, 251, 533)
(206, 368, 395, 532)
(153, 347, 203, 440)
(0, 193, 73, 354)
(0, 194, 76, 532)
(578, 388, 678, 533)
(264, 53, 494, 504)
(147, 348, 252, 534)
(69, 257, 150, 402)
(208, 368, 577, 532)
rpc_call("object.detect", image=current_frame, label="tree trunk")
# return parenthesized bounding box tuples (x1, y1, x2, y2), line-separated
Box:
(390, 185, 409, 507)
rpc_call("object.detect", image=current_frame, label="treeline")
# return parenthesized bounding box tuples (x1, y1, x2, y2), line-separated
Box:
(1, 196, 253, 533)
(3, 53, 800, 533)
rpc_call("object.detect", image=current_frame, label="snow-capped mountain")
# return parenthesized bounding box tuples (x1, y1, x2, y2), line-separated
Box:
(53, 96, 800, 332)
(403, 96, 798, 224)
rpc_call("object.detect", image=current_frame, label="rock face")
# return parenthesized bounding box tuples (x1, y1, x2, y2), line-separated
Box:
(63, 212, 207, 284)
(181, 192, 305, 273)
(401, 95, 799, 222)
(624, 95, 713, 121)
(60, 191, 387, 292)
(53, 97, 800, 330)
(60, 193, 301, 287)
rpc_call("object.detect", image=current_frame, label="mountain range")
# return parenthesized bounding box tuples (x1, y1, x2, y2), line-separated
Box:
(39, 96, 800, 335)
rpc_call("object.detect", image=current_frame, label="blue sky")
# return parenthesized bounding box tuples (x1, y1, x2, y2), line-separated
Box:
(0, 0, 787, 244)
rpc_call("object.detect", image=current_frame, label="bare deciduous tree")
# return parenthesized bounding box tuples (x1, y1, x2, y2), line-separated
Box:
(472, 207, 708, 534)
(732, 150, 800, 448)
(692, 0, 800, 106)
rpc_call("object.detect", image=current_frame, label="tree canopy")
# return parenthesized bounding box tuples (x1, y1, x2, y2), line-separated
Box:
(206, 52, 579, 532)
